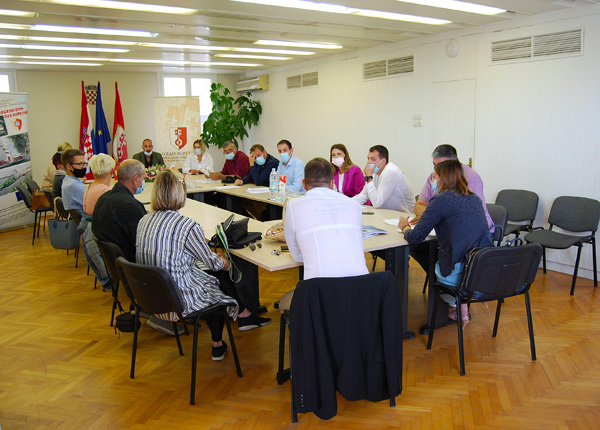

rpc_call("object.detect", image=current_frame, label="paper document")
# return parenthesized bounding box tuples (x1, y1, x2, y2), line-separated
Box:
(383, 219, 399, 226)
(247, 187, 271, 194)
(197, 179, 219, 183)
(215, 185, 241, 190)
(362, 225, 389, 240)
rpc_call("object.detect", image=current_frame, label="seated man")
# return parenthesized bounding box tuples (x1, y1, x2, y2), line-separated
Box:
(410, 144, 493, 273)
(209, 141, 250, 181)
(92, 159, 181, 336)
(61, 149, 112, 292)
(276, 139, 305, 193)
(132, 138, 165, 168)
(61, 149, 87, 215)
(234, 144, 279, 187)
(352, 145, 415, 213)
(285, 157, 368, 280)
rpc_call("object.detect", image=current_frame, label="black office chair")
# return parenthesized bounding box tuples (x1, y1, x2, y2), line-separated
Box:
(427, 243, 543, 375)
(16, 184, 52, 245)
(486, 203, 508, 246)
(280, 271, 402, 422)
(43, 189, 54, 212)
(115, 257, 242, 405)
(96, 240, 129, 327)
(525, 196, 600, 295)
(495, 189, 539, 238)
(25, 178, 41, 194)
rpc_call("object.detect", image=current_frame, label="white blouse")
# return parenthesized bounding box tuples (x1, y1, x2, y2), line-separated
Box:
(183, 152, 214, 175)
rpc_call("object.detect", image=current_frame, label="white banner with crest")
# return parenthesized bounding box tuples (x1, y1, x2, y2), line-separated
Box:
(153, 97, 201, 168)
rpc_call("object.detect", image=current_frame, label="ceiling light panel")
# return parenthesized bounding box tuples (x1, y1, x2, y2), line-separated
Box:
(255, 40, 342, 49)
(393, 0, 505, 16)
(0, 9, 36, 17)
(44, 0, 197, 15)
(31, 25, 155, 37)
(29, 36, 136, 45)
(17, 61, 102, 66)
(140, 43, 230, 51)
(233, 47, 315, 55)
(216, 53, 291, 60)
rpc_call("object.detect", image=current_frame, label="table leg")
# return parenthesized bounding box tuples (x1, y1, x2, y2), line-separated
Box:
(385, 246, 415, 340)
(189, 192, 205, 202)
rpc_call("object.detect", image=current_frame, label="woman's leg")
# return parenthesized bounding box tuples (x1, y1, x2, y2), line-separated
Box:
(206, 314, 224, 346)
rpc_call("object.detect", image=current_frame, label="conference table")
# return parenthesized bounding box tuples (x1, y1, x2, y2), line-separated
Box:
(137, 182, 418, 339)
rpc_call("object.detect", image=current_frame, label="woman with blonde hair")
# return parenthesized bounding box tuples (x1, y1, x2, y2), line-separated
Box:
(330, 143, 364, 197)
(183, 139, 213, 175)
(136, 170, 270, 361)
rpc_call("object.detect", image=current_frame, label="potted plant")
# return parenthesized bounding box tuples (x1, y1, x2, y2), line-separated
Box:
(201, 83, 262, 148)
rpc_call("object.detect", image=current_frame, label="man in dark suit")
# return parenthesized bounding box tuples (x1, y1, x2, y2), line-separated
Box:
(132, 138, 165, 168)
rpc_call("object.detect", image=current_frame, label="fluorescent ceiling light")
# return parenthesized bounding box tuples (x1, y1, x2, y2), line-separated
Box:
(0, 34, 23, 40)
(255, 39, 342, 49)
(111, 58, 189, 65)
(29, 36, 136, 45)
(24, 44, 129, 53)
(189, 62, 263, 67)
(31, 25, 155, 38)
(216, 53, 291, 60)
(0, 9, 36, 17)
(233, 47, 315, 55)
(140, 42, 230, 51)
(231, 0, 352, 14)
(45, 0, 196, 15)
(17, 61, 102, 66)
(0, 23, 29, 30)
(393, 0, 505, 16)
(355, 9, 449, 24)
(231, 0, 450, 24)
(20, 55, 109, 61)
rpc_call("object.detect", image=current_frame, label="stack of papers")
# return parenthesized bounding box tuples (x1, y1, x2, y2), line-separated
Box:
(247, 187, 270, 194)
(362, 225, 389, 240)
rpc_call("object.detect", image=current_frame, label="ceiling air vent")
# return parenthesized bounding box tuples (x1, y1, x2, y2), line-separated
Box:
(302, 71, 318, 87)
(491, 37, 532, 62)
(364, 60, 386, 80)
(287, 75, 301, 89)
(534, 29, 582, 57)
(388, 56, 414, 76)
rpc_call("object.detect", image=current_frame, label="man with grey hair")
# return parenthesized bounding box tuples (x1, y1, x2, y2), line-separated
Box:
(92, 159, 147, 263)
(209, 141, 250, 181)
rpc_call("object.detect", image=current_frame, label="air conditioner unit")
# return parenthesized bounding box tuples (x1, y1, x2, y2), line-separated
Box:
(236, 74, 269, 92)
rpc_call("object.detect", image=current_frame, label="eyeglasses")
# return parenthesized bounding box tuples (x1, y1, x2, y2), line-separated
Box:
(72, 162, 88, 167)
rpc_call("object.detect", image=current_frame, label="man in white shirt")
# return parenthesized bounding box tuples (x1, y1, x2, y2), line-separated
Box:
(352, 145, 415, 213)
(284, 157, 368, 280)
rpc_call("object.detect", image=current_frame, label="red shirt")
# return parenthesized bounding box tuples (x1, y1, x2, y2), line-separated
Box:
(221, 151, 250, 177)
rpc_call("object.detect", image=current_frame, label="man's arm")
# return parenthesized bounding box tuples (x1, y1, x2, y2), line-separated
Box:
(286, 160, 305, 192)
(366, 171, 398, 208)
(352, 182, 369, 205)
(155, 153, 165, 166)
(283, 205, 303, 263)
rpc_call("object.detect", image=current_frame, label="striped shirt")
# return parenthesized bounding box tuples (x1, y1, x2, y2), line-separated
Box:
(136, 210, 238, 318)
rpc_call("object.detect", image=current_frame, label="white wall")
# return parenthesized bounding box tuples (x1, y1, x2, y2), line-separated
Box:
(245, 3, 600, 279)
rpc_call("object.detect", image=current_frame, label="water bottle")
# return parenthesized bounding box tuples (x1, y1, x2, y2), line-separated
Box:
(269, 168, 278, 201)
(278, 175, 287, 202)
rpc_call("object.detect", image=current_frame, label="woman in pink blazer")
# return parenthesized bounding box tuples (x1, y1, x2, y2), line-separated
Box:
(330, 143, 365, 197)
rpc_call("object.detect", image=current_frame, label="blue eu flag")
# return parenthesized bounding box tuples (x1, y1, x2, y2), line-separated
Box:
(94, 81, 111, 155)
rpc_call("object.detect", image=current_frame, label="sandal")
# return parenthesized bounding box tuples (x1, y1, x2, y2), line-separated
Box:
(448, 308, 458, 321)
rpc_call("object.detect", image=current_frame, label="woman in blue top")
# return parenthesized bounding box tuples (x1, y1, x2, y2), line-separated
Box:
(398, 160, 491, 328)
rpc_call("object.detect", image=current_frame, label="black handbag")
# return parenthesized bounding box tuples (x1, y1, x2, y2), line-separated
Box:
(221, 175, 241, 184)
(210, 214, 262, 250)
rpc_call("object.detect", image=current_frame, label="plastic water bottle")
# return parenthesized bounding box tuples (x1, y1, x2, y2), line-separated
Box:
(269, 168, 278, 201)
(278, 175, 287, 202)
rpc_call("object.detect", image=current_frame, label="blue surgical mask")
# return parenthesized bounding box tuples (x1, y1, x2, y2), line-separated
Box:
(225, 152, 235, 161)
(143, 150, 152, 156)
(431, 179, 439, 194)
(135, 178, 145, 194)
(368, 163, 380, 175)
(280, 152, 290, 164)
(255, 155, 266, 166)
(194, 148, 202, 155)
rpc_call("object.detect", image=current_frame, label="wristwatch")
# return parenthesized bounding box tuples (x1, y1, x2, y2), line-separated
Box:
(364, 175, 373, 183)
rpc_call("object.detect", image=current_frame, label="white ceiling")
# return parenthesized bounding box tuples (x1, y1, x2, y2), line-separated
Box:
(0, 0, 577, 74)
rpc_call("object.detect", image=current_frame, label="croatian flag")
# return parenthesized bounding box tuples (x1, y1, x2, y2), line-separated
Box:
(94, 81, 111, 155)
(112, 82, 128, 163)
(79, 81, 94, 163)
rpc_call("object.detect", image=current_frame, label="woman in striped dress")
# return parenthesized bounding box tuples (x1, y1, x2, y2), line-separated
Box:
(136, 169, 269, 361)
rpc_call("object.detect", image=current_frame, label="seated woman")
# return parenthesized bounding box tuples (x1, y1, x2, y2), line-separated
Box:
(136, 170, 270, 361)
(43, 142, 72, 189)
(82, 153, 116, 292)
(398, 160, 492, 328)
(330, 143, 364, 197)
(183, 139, 213, 175)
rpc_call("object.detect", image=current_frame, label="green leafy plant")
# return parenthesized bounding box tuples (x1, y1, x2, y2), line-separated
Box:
(201, 83, 262, 148)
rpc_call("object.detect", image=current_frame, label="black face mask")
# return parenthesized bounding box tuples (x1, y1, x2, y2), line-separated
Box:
(72, 167, 87, 178)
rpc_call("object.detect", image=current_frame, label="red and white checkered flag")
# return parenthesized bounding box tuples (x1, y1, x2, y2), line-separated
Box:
(79, 81, 94, 163)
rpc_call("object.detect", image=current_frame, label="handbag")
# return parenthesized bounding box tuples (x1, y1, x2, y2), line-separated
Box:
(221, 175, 241, 184)
(48, 219, 80, 250)
(210, 214, 262, 250)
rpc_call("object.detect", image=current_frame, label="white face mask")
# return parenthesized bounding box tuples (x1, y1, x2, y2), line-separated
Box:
(194, 148, 202, 155)
(331, 156, 344, 168)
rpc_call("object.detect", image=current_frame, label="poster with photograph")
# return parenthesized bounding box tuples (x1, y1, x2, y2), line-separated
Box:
(0, 93, 33, 230)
